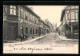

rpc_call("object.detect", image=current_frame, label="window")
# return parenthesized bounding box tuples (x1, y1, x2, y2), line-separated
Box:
(74, 30, 79, 34)
(25, 15, 28, 20)
(20, 26, 23, 34)
(75, 10, 78, 13)
(71, 20, 75, 22)
(70, 6, 75, 9)
(76, 13, 78, 20)
(32, 16, 34, 22)
(75, 6, 79, 9)
(33, 28, 34, 34)
(29, 14, 31, 19)
(33, 16, 34, 19)
(10, 5, 16, 15)
(24, 11, 25, 19)
(26, 27, 28, 34)
(75, 11, 78, 22)
(34, 19, 36, 23)
(71, 12, 75, 20)
(30, 28, 32, 34)
(21, 9, 24, 19)
(76, 20, 78, 22)
(33, 18, 34, 23)
(30, 15, 33, 22)
(25, 12, 28, 20)
(36, 29, 37, 34)
(31, 18, 32, 22)
(37, 20, 38, 24)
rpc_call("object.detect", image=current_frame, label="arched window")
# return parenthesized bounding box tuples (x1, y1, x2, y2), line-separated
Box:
(30, 28, 32, 34)
(26, 27, 28, 35)
(33, 28, 34, 34)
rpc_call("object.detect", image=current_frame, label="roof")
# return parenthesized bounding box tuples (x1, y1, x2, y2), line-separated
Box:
(60, 9, 65, 22)
(21, 5, 40, 19)
(39, 19, 50, 28)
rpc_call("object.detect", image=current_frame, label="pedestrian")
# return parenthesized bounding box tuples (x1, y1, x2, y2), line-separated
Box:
(20, 34, 23, 41)
(23, 34, 26, 41)
(25, 35, 28, 40)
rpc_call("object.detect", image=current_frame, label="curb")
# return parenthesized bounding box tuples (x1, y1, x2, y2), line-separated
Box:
(3, 33, 50, 46)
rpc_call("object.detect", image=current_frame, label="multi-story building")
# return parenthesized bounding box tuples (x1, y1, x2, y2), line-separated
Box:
(3, 5, 50, 41)
(58, 5, 79, 39)
(39, 19, 50, 36)
(45, 19, 54, 32)
(43, 21, 50, 34)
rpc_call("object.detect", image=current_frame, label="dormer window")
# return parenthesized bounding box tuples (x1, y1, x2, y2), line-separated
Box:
(10, 5, 16, 15)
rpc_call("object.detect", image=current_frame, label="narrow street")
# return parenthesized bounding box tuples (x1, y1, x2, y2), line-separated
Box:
(3, 32, 78, 46)
(3, 32, 78, 53)
(27, 33, 78, 45)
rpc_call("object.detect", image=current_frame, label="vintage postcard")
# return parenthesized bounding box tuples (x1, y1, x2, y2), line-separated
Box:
(3, 3, 79, 54)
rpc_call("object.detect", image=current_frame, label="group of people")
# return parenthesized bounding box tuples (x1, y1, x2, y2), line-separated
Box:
(20, 34, 28, 41)
(20, 33, 35, 41)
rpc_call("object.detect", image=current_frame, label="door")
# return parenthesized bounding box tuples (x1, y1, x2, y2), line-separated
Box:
(8, 23, 18, 40)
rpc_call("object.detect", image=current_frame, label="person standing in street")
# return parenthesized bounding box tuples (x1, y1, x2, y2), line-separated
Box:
(20, 34, 23, 41)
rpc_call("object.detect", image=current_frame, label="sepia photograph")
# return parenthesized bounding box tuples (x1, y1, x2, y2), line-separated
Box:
(3, 4, 79, 54)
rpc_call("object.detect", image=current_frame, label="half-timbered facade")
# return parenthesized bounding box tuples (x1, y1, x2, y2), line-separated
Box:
(58, 6, 79, 39)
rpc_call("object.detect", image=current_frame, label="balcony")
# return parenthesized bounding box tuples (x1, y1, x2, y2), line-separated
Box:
(70, 19, 78, 24)
(66, 19, 78, 23)
(7, 15, 18, 21)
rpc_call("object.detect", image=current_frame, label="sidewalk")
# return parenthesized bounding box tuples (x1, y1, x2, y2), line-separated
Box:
(59, 35, 78, 41)
(3, 33, 50, 46)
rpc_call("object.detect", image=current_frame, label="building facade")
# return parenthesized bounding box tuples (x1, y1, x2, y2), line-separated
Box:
(45, 19, 54, 32)
(39, 19, 50, 36)
(58, 6, 79, 39)
(3, 5, 50, 41)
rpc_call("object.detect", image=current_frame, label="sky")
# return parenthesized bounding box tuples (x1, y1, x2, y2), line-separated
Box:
(28, 5, 67, 27)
